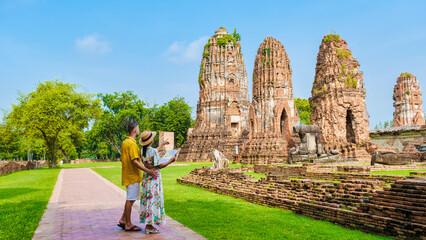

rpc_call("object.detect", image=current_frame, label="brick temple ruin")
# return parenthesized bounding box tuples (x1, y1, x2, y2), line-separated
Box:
(239, 37, 298, 165)
(178, 29, 425, 165)
(176, 29, 425, 239)
(392, 72, 425, 127)
(309, 34, 372, 162)
(178, 28, 250, 162)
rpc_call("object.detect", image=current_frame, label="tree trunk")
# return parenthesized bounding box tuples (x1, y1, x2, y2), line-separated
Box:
(49, 139, 57, 168)
(106, 139, 121, 154)
(60, 147, 69, 163)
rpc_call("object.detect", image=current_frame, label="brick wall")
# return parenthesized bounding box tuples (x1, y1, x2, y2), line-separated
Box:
(0, 160, 48, 176)
(178, 167, 425, 239)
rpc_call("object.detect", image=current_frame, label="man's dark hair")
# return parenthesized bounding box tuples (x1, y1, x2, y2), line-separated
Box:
(127, 122, 138, 135)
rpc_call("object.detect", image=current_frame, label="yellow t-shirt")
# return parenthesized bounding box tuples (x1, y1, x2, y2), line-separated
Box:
(121, 137, 142, 186)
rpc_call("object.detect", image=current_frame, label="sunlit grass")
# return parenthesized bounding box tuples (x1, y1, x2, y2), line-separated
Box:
(0, 168, 60, 240)
(93, 162, 389, 240)
(370, 169, 426, 176)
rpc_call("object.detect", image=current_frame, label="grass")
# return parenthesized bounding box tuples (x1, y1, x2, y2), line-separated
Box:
(290, 177, 342, 183)
(243, 172, 266, 179)
(60, 161, 121, 168)
(0, 167, 60, 240)
(370, 169, 426, 176)
(93, 162, 389, 240)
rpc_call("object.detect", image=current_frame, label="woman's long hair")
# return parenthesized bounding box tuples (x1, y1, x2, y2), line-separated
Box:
(142, 145, 148, 158)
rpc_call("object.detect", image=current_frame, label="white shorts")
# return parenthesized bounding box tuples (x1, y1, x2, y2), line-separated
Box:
(126, 182, 140, 201)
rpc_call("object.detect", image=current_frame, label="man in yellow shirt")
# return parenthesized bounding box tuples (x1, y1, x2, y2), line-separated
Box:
(118, 122, 158, 232)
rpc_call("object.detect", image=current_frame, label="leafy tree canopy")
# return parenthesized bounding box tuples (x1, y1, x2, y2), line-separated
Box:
(7, 80, 101, 167)
(294, 97, 311, 125)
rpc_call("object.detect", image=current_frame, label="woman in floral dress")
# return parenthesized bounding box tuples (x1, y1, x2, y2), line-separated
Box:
(138, 130, 176, 234)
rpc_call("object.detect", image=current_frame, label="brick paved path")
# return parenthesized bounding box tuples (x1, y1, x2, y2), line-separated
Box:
(33, 168, 205, 240)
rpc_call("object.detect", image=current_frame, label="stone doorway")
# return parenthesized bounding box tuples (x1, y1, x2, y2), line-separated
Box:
(280, 109, 289, 140)
(249, 120, 254, 140)
(346, 109, 356, 143)
(231, 122, 239, 137)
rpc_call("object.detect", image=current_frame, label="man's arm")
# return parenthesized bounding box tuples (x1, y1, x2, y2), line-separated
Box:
(132, 158, 159, 177)
(155, 157, 176, 169)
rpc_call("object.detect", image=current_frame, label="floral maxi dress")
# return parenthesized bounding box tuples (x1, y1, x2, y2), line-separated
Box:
(140, 147, 166, 225)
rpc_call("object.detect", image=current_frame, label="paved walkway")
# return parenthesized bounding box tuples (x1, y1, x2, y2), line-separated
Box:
(33, 168, 205, 240)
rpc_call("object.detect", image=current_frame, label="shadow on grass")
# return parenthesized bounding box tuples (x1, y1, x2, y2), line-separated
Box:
(0, 188, 40, 200)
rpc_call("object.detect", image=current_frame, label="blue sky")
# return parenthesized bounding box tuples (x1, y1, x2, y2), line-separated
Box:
(1, 0, 425, 129)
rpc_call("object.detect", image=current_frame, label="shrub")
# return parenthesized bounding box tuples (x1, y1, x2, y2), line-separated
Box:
(406, 90, 410, 95)
(217, 37, 228, 47)
(400, 72, 412, 78)
(341, 63, 346, 75)
(336, 48, 352, 59)
(262, 48, 271, 57)
(204, 42, 212, 51)
(215, 28, 241, 47)
(203, 51, 210, 58)
(324, 34, 340, 43)
(198, 63, 205, 87)
(345, 74, 357, 88)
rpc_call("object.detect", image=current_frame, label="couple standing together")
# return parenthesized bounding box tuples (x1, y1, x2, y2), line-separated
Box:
(118, 122, 176, 234)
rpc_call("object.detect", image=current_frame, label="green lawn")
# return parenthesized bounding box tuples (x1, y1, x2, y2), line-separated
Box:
(93, 162, 389, 240)
(370, 169, 426, 176)
(0, 168, 60, 240)
(60, 161, 122, 168)
(243, 171, 266, 179)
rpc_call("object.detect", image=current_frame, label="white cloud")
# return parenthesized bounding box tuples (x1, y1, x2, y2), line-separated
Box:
(75, 33, 111, 54)
(164, 36, 209, 62)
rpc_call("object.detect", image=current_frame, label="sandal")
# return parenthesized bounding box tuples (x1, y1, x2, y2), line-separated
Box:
(145, 227, 159, 234)
(125, 225, 142, 231)
(117, 223, 125, 229)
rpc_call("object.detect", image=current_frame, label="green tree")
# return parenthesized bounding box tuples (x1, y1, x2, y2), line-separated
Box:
(294, 98, 311, 125)
(0, 123, 21, 160)
(7, 80, 101, 167)
(88, 91, 151, 154)
(97, 142, 109, 159)
(149, 97, 192, 147)
(57, 126, 84, 163)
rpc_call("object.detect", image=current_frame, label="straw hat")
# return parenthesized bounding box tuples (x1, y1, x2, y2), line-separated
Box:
(139, 130, 156, 146)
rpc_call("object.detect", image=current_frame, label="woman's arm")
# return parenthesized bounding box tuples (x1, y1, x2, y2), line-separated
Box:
(156, 157, 176, 169)
(157, 140, 170, 150)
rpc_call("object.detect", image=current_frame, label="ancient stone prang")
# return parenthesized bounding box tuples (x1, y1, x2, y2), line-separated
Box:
(309, 34, 371, 161)
(392, 72, 425, 127)
(178, 27, 250, 162)
(239, 37, 298, 164)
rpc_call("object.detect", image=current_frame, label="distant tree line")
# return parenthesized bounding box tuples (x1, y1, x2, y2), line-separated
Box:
(0, 80, 194, 167)
(374, 120, 393, 129)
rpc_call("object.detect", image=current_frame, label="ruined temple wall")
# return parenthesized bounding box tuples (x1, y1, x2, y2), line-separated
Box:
(178, 168, 425, 239)
(370, 125, 426, 152)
